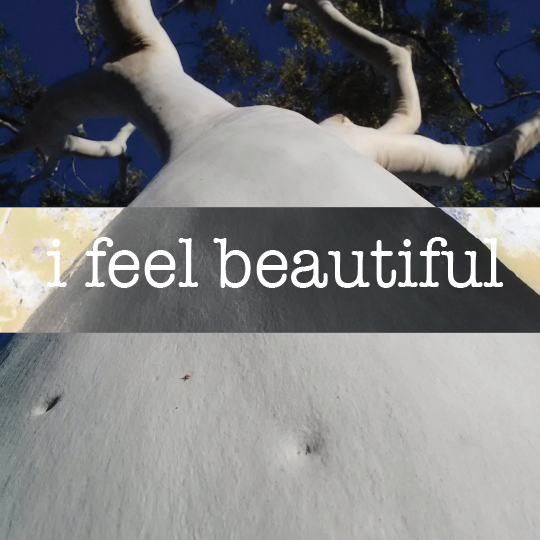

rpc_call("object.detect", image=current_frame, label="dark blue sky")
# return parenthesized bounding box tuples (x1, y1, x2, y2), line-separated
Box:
(1, 0, 539, 205)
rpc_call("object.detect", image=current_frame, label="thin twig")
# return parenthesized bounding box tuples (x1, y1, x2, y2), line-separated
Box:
(74, 0, 95, 68)
(377, 0, 385, 31)
(385, 26, 495, 134)
(482, 91, 540, 110)
(0, 118, 19, 135)
(47, 178, 107, 205)
(14, 159, 60, 201)
(159, 0, 186, 22)
(71, 158, 92, 191)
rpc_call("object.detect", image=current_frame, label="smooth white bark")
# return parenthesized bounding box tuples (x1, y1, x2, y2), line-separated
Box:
(63, 123, 136, 159)
(267, 0, 422, 135)
(2, 334, 540, 539)
(2, 3, 540, 538)
(269, 0, 540, 186)
(321, 109, 540, 186)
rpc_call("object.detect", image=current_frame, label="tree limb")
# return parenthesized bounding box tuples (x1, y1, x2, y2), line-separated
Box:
(159, 0, 186, 22)
(0, 118, 20, 135)
(482, 91, 540, 110)
(0, 113, 24, 128)
(384, 25, 495, 134)
(47, 177, 109, 205)
(95, 0, 177, 55)
(268, 0, 421, 134)
(0, 68, 134, 162)
(493, 38, 534, 94)
(14, 158, 60, 199)
(321, 108, 540, 186)
(63, 123, 136, 159)
(75, 0, 96, 67)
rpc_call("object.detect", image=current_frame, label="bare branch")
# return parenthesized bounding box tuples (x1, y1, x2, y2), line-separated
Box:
(322, 107, 540, 187)
(14, 158, 60, 200)
(0, 113, 24, 128)
(384, 25, 495, 135)
(174, 40, 203, 49)
(63, 123, 136, 159)
(159, 0, 186, 22)
(118, 154, 130, 193)
(482, 91, 540, 110)
(47, 177, 108, 205)
(0, 69, 133, 163)
(95, 0, 177, 55)
(0, 118, 19, 135)
(513, 167, 539, 184)
(75, 0, 95, 67)
(493, 38, 534, 94)
(71, 158, 92, 191)
(268, 0, 421, 134)
(377, 0, 385, 31)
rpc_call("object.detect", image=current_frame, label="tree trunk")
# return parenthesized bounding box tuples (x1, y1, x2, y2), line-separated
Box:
(2, 333, 540, 539)
(1, 1, 540, 538)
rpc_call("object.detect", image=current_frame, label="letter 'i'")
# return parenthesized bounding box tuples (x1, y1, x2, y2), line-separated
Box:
(47, 239, 67, 288)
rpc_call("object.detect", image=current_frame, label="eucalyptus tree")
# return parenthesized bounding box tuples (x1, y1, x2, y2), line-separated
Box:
(0, 0, 539, 205)
(2, 2, 540, 540)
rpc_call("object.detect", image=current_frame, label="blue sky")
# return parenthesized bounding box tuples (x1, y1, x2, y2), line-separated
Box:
(1, 0, 539, 205)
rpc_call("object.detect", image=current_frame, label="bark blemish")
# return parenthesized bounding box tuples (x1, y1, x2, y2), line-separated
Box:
(32, 395, 62, 416)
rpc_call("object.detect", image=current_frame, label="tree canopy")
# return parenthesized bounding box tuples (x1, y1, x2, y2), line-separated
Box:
(1, 0, 539, 207)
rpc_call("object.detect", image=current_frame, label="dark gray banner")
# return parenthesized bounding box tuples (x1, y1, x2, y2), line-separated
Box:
(23, 208, 540, 332)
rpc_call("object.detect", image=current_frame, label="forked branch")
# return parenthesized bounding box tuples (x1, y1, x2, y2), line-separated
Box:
(268, 0, 540, 187)
(63, 123, 136, 159)
(0, 0, 183, 195)
(267, 0, 421, 135)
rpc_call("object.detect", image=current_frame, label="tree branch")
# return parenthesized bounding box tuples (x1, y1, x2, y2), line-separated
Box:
(267, 0, 421, 134)
(321, 107, 540, 187)
(0, 118, 20, 135)
(0, 113, 24, 128)
(14, 158, 60, 200)
(95, 0, 177, 55)
(62, 123, 136, 159)
(482, 91, 540, 110)
(377, 0, 385, 31)
(0, 68, 134, 162)
(47, 177, 108, 205)
(159, 0, 186, 22)
(75, 0, 96, 68)
(384, 25, 496, 135)
(493, 38, 534, 94)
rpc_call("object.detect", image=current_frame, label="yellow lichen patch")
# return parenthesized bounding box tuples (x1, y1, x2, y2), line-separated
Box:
(445, 208, 540, 296)
(0, 208, 121, 332)
(496, 249, 540, 296)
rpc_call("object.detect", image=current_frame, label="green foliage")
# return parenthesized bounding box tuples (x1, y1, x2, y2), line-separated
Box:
(75, 0, 103, 63)
(285, 11, 331, 55)
(38, 164, 144, 207)
(432, 0, 509, 35)
(177, 0, 218, 15)
(442, 181, 486, 206)
(39, 185, 69, 207)
(531, 27, 540, 50)
(0, 26, 43, 114)
(197, 20, 261, 84)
